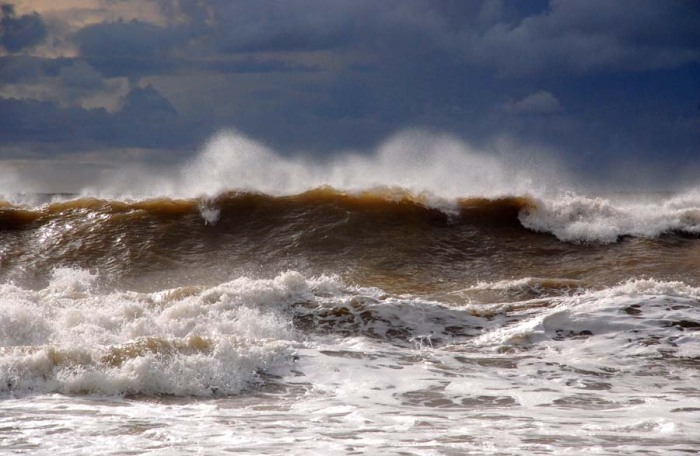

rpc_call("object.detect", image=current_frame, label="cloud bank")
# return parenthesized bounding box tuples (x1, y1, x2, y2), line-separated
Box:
(0, 0, 698, 190)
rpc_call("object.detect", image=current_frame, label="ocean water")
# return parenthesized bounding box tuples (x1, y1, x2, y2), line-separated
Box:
(1, 132, 699, 454)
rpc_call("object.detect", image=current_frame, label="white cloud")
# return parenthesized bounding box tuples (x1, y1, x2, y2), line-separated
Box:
(504, 91, 562, 115)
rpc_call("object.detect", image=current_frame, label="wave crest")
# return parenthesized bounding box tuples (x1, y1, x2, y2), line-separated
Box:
(521, 192, 700, 243)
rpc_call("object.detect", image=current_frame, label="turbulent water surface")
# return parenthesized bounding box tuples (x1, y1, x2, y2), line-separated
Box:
(1, 184, 699, 455)
(2, 134, 700, 454)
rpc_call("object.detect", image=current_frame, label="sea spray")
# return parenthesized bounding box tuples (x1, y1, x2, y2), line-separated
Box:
(77, 129, 561, 201)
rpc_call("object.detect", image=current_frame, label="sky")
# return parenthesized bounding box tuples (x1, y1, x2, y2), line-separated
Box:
(0, 0, 699, 192)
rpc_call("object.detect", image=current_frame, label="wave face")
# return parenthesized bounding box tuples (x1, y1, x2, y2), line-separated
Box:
(1, 188, 699, 291)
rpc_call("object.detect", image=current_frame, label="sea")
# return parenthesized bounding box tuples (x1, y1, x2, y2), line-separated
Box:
(1, 132, 699, 454)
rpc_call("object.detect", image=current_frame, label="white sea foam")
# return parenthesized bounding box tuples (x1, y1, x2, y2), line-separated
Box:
(0, 269, 337, 396)
(470, 278, 700, 360)
(521, 192, 700, 243)
(279, 278, 700, 454)
(2, 273, 700, 453)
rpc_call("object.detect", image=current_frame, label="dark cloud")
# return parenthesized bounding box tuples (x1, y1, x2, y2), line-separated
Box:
(465, 0, 700, 75)
(155, 0, 700, 75)
(0, 55, 55, 82)
(58, 60, 103, 89)
(69, 1, 700, 80)
(202, 56, 319, 74)
(77, 19, 176, 59)
(0, 97, 104, 144)
(118, 85, 177, 122)
(0, 85, 195, 150)
(0, 0, 697, 185)
(204, 0, 358, 53)
(0, 3, 47, 53)
(75, 19, 184, 79)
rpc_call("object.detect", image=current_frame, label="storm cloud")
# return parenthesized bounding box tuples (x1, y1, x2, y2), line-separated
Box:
(0, 3, 47, 53)
(0, 0, 698, 188)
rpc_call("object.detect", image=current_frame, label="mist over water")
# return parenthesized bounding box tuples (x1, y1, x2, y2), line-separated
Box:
(2, 127, 697, 202)
(78, 129, 564, 200)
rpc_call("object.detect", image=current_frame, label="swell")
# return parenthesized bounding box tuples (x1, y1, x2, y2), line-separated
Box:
(0, 188, 533, 229)
(1, 187, 699, 291)
(0, 196, 200, 230)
